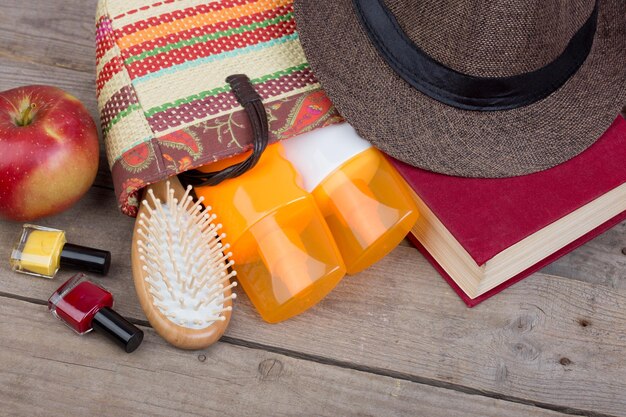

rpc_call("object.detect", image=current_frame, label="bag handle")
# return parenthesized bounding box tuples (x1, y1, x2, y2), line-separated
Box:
(179, 74, 269, 187)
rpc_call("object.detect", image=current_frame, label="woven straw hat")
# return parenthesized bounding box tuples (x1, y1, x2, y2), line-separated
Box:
(96, 0, 342, 216)
(294, 0, 626, 178)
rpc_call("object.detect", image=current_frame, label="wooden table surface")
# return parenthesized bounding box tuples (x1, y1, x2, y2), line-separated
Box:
(1, 1, 626, 416)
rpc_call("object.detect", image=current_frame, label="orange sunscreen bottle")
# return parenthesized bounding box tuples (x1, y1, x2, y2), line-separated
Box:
(194, 144, 346, 323)
(282, 123, 419, 274)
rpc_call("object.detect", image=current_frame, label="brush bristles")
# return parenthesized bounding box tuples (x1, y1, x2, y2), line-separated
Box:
(138, 182, 237, 330)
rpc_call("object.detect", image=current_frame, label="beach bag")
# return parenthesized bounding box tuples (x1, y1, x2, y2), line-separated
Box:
(95, 0, 342, 216)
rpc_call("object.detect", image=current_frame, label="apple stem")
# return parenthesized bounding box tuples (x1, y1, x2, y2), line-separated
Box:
(16, 103, 37, 127)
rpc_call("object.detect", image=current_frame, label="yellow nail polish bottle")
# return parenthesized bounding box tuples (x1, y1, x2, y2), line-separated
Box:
(10, 224, 111, 279)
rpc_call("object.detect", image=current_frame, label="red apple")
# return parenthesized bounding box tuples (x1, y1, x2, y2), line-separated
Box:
(0, 85, 99, 221)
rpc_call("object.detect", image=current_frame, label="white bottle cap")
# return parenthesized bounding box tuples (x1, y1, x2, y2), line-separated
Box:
(280, 123, 371, 192)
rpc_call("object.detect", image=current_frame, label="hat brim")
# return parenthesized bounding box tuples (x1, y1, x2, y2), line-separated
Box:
(294, 0, 626, 178)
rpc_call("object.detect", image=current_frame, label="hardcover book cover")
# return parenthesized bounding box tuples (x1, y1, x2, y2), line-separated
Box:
(391, 115, 626, 306)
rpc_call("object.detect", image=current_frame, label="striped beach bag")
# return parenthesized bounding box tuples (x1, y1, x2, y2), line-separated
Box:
(95, 0, 343, 216)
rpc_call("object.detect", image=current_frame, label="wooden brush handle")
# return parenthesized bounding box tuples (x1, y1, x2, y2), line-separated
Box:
(131, 177, 233, 350)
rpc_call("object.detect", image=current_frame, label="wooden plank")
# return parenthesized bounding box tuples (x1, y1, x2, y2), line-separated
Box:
(0, 0, 97, 74)
(0, 186, 625, 415)
(0, 297, 573, 417)
(228, 250, 626, 416)
(0, 0, 625, 414)
(542, 220, 626, 289)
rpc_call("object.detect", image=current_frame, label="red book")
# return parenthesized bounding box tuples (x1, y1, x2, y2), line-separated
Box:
(390, 115, 626, 306)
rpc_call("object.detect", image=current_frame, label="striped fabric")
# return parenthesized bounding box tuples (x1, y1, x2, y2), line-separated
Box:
(96, 0, 342, 216)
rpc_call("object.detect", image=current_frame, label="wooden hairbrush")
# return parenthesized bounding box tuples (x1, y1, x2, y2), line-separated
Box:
(131, 177, 237, 350)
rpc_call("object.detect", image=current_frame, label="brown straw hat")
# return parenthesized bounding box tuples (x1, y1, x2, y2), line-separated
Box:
(293, 0, 626, 177)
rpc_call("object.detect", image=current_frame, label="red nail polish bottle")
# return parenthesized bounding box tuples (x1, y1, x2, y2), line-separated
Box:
(48, 274, 143, 353)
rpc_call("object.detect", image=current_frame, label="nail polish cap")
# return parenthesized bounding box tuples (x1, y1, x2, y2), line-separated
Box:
(92, 307, 144, 353)
(60, 243, 111, 275)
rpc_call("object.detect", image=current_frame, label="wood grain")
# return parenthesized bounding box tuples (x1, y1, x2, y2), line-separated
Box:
(0, 297, 575, 417)
(0, 0, 97, 74)
(542, 221, 626, 289)
(1, 0, 626, 415)
(1, 186, 626, 415)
